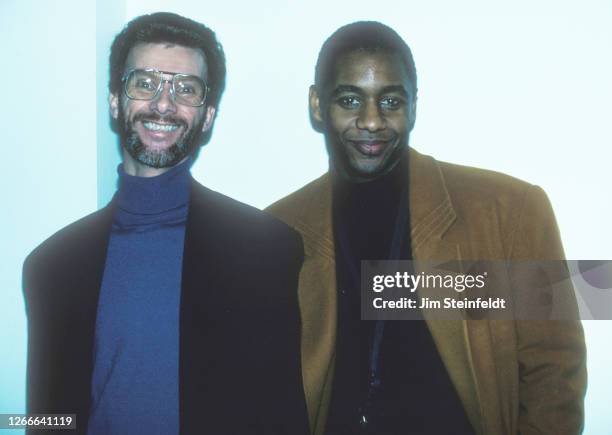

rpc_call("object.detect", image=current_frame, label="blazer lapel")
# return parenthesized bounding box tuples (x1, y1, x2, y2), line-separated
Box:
(286, 174, 338, 434)
(40, 204, 114, 428)
(408, 148, 484, 434)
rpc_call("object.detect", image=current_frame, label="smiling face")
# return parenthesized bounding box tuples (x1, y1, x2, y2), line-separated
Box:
(109, 42, 216, 176)
(311, 50, 416, 181)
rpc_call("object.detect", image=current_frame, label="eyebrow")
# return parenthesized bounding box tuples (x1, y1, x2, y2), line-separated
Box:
(331, 85, 362, 96)
(331, 84, 409, 97)
(381, 85, 409, 97)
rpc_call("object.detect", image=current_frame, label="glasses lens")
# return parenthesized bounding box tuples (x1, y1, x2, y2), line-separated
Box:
(173, 75, 207, 106)
(125, 70, 161, 100)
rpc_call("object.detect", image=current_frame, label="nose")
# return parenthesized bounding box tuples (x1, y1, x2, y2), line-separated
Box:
(356, 100, 385, 132)
(150, 82, 177, 115)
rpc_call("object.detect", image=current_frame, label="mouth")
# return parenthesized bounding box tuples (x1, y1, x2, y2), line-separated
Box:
(349, 139, 391, 157)
(134, 118, 186, 149)
(142, 121, 180, 132)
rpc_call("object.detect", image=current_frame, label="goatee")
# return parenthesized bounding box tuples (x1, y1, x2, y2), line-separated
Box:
(119, 108, 203, 169)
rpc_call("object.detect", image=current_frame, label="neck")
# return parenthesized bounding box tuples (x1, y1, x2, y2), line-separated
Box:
(121, 149, 190, 178)
(115, 156, 192, 216)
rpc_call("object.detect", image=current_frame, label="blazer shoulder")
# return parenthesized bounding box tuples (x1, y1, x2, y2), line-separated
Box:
(190, 182, 304, 257)
(25, 207, 112, 270)
(23, 206, 113, 309)
(437, 159, 545, 225)
(435, 158, 561, 258)
(266, 173, 329, 227)
(437, 159, 535, 206)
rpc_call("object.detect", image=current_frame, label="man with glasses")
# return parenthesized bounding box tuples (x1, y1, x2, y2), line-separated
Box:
(23, 12, 309, 435)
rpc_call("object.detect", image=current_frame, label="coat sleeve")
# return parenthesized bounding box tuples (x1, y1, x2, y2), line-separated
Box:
(508, 185, 587, 434)
(22, 252, 43, 418)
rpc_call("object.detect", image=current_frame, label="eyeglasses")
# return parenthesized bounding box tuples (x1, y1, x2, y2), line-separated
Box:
(121, 68, 208, 107)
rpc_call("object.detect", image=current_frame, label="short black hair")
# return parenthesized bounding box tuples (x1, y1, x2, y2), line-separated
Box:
(109, 12, 226, 108)
(314, 21, 417, 95)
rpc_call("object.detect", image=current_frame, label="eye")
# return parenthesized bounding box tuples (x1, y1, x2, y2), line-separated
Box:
(380, 97, 403, 110)
(175, 83, 195, 95)
(135, 78, 155, 90)
(336, 96, 361, 109)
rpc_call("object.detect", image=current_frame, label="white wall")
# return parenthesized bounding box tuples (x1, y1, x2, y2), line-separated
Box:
(97, 0, 126, 207)
(1, 0, 610, 433)
(0, 0, 97, 432)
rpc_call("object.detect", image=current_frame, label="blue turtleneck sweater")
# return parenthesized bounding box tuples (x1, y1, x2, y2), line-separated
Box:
(87, 159, 191, 435)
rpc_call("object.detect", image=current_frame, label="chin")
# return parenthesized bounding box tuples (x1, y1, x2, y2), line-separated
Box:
(352, 163, 384, 177)
(350, 155, 390, 175)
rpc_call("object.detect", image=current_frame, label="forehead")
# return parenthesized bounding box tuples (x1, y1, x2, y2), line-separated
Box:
(331, 50, 411, 92)
(125, 42, 207, 79)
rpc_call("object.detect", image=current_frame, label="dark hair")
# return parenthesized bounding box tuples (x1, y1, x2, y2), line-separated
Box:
(109, 12, 226, 108)
(314, 21, 417, 95)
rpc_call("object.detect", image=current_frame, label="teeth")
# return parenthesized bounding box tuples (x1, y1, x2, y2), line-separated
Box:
(143, 121, 179, 132)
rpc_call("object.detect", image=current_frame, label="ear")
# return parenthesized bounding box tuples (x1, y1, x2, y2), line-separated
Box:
(201, 105, 217, 132)
(109, 93, 119, 120)
(309, 85, 324, 124)
(408, 94, 418, 131)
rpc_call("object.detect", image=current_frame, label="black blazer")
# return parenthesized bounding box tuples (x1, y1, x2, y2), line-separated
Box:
(23, 180, 310, 435)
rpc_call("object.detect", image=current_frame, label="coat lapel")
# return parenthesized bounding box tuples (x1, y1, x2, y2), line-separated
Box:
(67, 205, 114, 434)
(284, 175, 338, 434)
(37, 204, 115, 430)
(408, 148, 484, 434)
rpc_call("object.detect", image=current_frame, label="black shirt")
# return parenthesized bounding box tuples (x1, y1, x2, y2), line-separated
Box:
(326, 151, 474, 435)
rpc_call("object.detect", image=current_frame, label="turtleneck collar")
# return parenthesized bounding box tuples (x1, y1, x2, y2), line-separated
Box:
(332, 148, 410, 261)
(332, 148, 408, 204)
(115, 157, 192, 215)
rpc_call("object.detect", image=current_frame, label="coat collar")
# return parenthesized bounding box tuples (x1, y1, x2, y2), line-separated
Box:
(291, 147, 457, 259)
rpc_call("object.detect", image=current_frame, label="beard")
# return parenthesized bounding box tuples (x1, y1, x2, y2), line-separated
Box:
(118, 106, 204, 169)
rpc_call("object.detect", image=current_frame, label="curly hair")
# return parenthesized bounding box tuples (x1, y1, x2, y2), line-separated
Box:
(109, 12, 226, 108)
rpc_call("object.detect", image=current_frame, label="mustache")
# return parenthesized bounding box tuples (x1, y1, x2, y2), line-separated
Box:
(132, 112, 188, 128)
